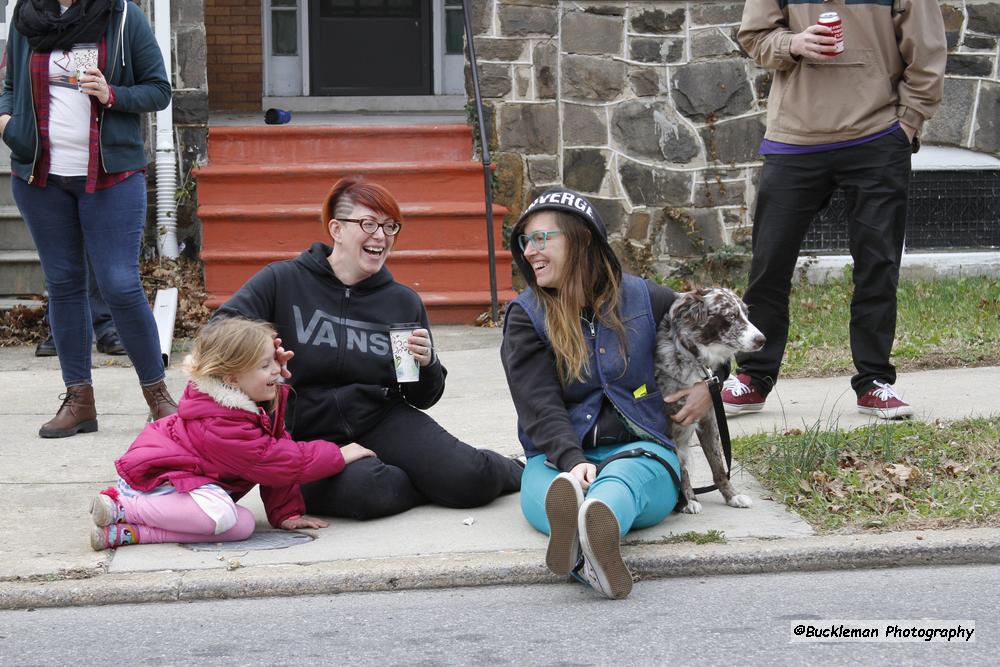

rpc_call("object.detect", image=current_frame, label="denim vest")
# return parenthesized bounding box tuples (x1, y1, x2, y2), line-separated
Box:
(511, 274, 676, 459)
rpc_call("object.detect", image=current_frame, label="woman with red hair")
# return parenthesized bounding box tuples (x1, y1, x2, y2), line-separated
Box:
(217, 177, 523, 519)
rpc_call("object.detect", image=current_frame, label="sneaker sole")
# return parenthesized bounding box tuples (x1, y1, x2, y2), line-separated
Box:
(858, 405, 914, 420)
(89, 494, 117, 527)
(580, 501, 632, 600)
(723, 402, 764, 416)
(39, 419, 98, 438)
(89, 526, 108, 551)
(544, 476, 582, 576)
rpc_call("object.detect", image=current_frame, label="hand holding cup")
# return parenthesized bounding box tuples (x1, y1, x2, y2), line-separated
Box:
(406, 328, 434, 368)
(79, 67, 111, 105)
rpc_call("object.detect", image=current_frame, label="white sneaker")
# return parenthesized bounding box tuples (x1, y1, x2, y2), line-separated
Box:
(575, 498, 632, 599)
(544, 473, 584, 576)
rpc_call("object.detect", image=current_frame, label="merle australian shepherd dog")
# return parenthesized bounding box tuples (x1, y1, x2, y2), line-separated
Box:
(654, 288, 766, 514)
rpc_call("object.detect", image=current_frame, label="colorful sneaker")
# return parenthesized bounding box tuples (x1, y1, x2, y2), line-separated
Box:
(89, 488, 126, 526)
(544, 473, 584, 577)
(575, 498, 632, 600)
(90, 524, 140, 551)
(857, 380, 913, 419)
(721, 373, 767, 415)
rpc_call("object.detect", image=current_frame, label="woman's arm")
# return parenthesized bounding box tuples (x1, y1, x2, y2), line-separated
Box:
(501, 304, 587, 473)
(105, 3, 171, 113)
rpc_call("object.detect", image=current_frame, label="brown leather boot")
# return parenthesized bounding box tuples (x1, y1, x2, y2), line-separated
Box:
(142, 380, 178, 422)
(39, 384, 98, 438)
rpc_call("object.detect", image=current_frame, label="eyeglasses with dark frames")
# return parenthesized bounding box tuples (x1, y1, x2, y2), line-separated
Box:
(340, 217, 403, 236)
(517, 229, 562, 252)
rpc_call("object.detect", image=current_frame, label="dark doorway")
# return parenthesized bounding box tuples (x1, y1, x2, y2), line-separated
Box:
(308, 0, 432, 96)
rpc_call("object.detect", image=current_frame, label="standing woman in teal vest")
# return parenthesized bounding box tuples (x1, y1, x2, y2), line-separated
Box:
(501, 188, 715, 600)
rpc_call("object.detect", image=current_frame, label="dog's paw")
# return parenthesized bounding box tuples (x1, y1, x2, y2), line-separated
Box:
(681, 499, 703, 514)
(726, 494, 753, 509)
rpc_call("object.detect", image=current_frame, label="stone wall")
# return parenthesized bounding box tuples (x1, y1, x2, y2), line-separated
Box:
(469, 1, 1000, 277)
(170, 0, 210, 256)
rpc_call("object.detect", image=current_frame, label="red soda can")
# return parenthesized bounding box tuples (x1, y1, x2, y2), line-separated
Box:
(817, 11, 845, 55)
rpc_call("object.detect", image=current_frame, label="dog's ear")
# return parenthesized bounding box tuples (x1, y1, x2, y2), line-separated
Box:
(670, 291, 708, 327)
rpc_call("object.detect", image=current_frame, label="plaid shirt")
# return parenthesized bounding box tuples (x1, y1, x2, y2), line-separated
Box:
(28, 37, 138, 193)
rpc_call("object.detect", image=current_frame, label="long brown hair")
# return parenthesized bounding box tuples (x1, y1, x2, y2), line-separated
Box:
(526, 211, 626, 384)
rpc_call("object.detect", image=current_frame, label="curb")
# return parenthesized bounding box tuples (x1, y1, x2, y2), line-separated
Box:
(3, 528, 999, 610)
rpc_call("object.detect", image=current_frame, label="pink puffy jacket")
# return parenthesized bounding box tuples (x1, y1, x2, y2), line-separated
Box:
(115, 378, 345, 527)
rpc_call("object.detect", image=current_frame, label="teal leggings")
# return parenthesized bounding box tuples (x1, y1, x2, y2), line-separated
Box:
(521, 441, 681, 539)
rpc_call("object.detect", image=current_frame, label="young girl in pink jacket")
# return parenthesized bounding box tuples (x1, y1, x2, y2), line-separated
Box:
(89, 317, 374, 550)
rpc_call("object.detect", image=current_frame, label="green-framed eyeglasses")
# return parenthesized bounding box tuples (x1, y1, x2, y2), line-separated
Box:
(518, 229, 562, 252)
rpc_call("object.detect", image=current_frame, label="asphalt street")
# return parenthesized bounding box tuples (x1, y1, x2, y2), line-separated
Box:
(3, 564, 994, 665)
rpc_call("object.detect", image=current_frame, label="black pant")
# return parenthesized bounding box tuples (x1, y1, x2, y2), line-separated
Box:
(301, 401, 523, 520)
(736, 129, 912, 396)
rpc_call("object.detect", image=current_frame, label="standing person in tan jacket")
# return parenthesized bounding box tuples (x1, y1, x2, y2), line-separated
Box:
(723, 0, 946, 420)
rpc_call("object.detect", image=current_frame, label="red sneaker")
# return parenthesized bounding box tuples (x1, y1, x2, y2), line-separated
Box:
(857, 380, 913, 419)
(721, 373, 766, 415)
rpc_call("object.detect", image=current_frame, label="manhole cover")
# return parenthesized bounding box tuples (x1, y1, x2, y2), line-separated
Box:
(184, 530, 313, 552)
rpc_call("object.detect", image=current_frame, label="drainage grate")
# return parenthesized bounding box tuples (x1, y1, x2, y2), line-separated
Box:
(802, 170, 1000, 252)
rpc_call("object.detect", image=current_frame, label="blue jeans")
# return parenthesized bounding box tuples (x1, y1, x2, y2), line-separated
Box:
(42, 261, 118, 341)
(521, 442, 681, 539)
(14, 173, 164, 386)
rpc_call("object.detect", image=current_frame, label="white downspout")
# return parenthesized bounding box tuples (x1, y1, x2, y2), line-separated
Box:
(152, 0, 178, 259)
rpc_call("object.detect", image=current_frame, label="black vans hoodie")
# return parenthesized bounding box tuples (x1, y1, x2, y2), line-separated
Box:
(217, 243, 447, 443)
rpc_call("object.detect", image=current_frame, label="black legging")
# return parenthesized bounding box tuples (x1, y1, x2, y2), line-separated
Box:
(301, 401, 523, 520)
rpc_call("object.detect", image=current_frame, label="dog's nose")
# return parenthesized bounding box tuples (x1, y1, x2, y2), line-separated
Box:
(752, 333, 766, 350)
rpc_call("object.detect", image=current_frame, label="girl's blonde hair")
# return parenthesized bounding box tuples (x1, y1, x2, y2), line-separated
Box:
(527, 211, 626, 385)
(183, 317, 276, 381)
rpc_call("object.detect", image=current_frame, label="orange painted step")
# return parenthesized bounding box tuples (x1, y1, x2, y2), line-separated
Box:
(206, 125, 474, 164)
(199, 203, 508, 252)
(196, 162, 487, 206)
(202, 248, 513, 296)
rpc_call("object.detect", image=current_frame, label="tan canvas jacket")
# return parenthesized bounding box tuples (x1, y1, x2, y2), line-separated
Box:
(738, 0, 946, 145)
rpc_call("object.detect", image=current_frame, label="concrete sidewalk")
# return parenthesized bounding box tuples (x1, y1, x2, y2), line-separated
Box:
(2, 327, 998, 609)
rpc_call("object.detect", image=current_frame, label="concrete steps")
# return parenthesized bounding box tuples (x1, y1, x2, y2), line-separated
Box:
(196, 124, 514, 324)
(0, 165, 46, 298)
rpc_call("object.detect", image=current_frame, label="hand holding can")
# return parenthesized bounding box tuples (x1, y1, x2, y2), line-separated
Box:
(817, 12, 845, 55)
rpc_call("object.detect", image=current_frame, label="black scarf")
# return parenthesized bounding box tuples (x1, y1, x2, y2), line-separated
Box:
(13, 0, 115, 52)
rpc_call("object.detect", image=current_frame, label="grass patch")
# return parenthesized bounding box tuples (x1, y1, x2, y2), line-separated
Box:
(667, 272, 1000, 378)
(628, 530, 726, 546)
(734, 417, 1000, 532)
(781, 275, 1000, 377)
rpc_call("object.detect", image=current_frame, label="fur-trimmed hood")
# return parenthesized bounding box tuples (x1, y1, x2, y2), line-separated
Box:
(189, 375, 263, 414)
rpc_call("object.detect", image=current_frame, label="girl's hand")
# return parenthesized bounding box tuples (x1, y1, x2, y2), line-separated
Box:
(341, 442, 376, 464)
(79, 67, 111, 105)
(272, 335, 294, 379)
(570, 462, 597, 491)
(407, 328, 434, 367)
(664, 381, 713, 426)
(0, 115, 9, 135)
(280, 514, 328, 530)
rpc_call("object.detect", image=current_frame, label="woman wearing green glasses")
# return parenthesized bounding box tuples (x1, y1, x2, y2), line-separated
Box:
(501, 187, 717, 599)
(218, 177, 523, 520)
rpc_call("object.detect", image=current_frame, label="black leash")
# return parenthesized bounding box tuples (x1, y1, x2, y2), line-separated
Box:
(691, 374, 732, 495)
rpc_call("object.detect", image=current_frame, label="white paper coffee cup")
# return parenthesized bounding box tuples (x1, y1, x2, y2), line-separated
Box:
(72, 43, 99, 90)
(389, 324, 421, 383)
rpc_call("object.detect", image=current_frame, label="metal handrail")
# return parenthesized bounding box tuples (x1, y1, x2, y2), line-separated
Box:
(462, 0, 500, 324)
